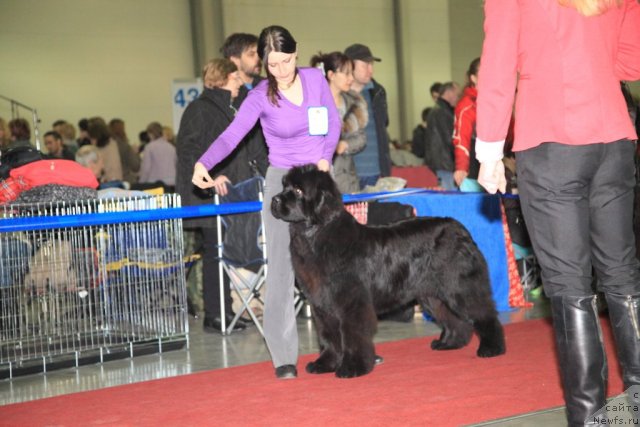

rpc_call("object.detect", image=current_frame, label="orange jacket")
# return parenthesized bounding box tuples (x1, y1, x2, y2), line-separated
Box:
(476, 0, 640, 161)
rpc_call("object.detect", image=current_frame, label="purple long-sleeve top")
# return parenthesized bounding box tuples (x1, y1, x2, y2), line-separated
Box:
(197, 67, 341, 170)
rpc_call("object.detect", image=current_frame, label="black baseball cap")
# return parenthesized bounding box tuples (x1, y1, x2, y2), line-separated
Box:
(344, 43, 381, 62)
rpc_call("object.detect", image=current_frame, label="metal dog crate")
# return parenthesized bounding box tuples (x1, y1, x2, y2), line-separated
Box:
(0, 194, 188, 379)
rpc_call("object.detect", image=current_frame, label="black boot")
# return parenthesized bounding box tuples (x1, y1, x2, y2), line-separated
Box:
(605, 294, 640, 421)
(550, 295, 608, 426)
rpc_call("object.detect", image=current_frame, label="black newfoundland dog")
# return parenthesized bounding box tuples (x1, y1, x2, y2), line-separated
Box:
(271, 165, 506, 378)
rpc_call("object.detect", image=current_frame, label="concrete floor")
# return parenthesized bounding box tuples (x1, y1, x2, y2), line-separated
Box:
(0, 292, 572, 426)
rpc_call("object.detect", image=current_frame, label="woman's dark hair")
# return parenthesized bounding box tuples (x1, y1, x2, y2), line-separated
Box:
(466, 57, 481, 86)
(109, 118, 127, 140)
(87, 116, 111, 147)
(9, 118, 31, 141)
(421, 107, 433, 124)
(309, 51, 353, 83)
(146, 121, 164, 140)
(258, 25, 297, 105)
(78, 118, 89, 132)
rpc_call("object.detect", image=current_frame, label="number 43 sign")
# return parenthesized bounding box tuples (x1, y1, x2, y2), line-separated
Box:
(172, 78, 203, 133)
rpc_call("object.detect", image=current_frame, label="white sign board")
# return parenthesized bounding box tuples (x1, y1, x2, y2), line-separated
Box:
(172, 78, 203, 133)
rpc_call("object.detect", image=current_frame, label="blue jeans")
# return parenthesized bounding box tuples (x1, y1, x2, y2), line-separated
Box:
(436, 170, 457, 191)
(359, 174, 380, 189)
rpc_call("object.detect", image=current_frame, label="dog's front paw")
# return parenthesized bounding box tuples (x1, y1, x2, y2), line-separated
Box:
(335, 355, 374, 379)
(306, 357, 336, 374)
(306, 360, 335, 374)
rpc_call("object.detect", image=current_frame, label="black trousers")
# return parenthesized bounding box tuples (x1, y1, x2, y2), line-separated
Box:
(516, 140, 640, 297)
(201, 226, 232, 318)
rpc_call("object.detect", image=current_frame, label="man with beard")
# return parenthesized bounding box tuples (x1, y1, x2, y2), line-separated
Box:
(221, 33, 263, 104)
(220, 33, 266, 165)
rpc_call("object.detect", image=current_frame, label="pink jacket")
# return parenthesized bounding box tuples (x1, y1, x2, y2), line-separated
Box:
(476, 0, 640, 161)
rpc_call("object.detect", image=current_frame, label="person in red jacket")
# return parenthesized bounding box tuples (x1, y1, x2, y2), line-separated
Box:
(452, 57, 480, 188)
(475, 1, 640, 425)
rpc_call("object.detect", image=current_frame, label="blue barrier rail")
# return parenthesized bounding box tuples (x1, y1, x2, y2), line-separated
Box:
(0, 188, 433, 233)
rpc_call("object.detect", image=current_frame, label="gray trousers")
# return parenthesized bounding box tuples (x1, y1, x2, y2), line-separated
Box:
(262, 167, 298, 368)
(516, 140, 640, 297)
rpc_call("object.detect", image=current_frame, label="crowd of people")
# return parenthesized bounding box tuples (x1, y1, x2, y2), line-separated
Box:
(0, 115, 177, 195)
(411, 60, 490, 192)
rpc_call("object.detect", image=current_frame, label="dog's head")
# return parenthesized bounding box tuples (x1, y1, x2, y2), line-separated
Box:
(271, 164, 343, 224)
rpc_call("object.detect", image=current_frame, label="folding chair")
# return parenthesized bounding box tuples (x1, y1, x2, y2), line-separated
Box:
(293, 285, 307, 317)
(513, 243, 539, 295)
(215, 176, 267, 335)
(503, 195, 539, 296)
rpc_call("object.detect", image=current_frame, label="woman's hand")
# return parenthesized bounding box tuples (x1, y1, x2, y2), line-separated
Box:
(335, 140, 349, 155)
(192, 162, 215, 189)
(317, 159, 330, 172)
(453, 170, 468, 187)
(211, 175, 231, 196)
(477, 160, 507, 194)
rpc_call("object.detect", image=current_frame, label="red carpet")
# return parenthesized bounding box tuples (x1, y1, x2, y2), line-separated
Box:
(1, 318, 624, 427)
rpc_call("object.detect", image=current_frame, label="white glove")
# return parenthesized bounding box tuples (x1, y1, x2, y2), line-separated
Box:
(477, 160, 507, 194)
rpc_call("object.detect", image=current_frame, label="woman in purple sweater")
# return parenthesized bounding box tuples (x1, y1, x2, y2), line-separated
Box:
(192, 25, 341, 379)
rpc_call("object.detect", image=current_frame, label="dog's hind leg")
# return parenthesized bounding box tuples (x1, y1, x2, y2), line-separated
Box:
(472, 313, 506, 358)
(457, 276, 506, 357)
(449, 289, 506, 357)
(422, 297, 473, 351)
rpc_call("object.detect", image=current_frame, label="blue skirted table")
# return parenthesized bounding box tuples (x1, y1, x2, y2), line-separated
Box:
(383, 190, 510, 312)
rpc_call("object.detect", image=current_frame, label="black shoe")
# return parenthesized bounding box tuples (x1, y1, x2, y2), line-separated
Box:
(203, 315, 247, 333)
(187, 297, 198, 318)
(375, 355, 384, 365)
(275, 364, 297, 379)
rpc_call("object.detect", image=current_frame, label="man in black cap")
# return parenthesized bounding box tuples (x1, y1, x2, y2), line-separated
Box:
(345, 43, 413, 323)
(344, 43, 391, 189)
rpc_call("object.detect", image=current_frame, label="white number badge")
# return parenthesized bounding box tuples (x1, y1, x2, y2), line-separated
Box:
(308, 106, 329, 136)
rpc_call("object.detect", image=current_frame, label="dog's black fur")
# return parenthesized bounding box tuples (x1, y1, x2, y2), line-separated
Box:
(271, 165, 506, 378)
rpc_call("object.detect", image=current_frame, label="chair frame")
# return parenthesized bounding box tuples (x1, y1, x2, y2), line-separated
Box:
(215, 183, 267, 336)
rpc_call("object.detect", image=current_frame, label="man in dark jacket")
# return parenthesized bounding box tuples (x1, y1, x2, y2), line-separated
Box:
(344, 43, 392, 189)
(175, 56, 267, 333)
(221, 33, 266, 167)
(423, 82, 460, 190)
(411, 107, 432, 159)
(43, 131, 75, 161)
